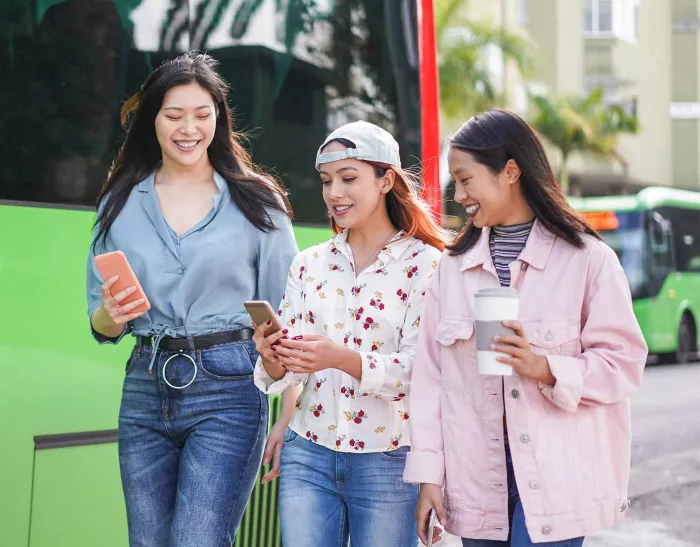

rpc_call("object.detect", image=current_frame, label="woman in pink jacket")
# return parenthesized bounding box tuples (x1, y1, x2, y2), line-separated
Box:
(404, 110, 648, 546)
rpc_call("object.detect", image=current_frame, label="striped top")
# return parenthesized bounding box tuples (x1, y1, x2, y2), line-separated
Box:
(489, 221, 534, 287)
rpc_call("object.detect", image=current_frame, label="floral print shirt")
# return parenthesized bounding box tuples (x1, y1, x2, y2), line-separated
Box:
(254, 229, 441, 453)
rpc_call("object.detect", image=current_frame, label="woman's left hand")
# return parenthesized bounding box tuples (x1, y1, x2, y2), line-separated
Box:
(276, 334, 351, 374)
(491, 321, 556, 385)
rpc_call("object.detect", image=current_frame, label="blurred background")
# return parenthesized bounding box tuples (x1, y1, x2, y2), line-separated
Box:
(0, 1, 698, 546)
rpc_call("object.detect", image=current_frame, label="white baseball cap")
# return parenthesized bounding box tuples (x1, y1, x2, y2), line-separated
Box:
(315, 120, 401, 171)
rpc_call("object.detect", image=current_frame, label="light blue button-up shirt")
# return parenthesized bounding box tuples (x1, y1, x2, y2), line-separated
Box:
(86, 172, 298, 343)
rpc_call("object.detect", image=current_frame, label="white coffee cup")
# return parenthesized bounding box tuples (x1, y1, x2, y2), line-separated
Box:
(474, 287, 520, 375)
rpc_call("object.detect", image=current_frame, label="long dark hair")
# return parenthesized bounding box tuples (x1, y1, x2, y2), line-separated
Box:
(447, 109, 600, 255)
(93, 52, 292, 250)
(325, 139, 447, 251)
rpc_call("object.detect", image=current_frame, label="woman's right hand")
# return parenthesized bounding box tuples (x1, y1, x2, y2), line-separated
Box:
(261, 419, 286, 483)
(92, 276, 147, 337)
(416, 483, 447, 545)
(253, 322, 289, 371)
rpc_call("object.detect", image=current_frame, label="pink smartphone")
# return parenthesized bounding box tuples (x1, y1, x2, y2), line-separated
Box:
(244, 300, 284, 336)
(94, 251, 151, 314)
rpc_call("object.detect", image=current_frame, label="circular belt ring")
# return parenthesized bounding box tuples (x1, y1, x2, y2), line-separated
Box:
(162, 351, 197, 390)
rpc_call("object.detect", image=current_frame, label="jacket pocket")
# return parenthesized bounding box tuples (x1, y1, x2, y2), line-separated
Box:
(524, 320, 580, 356)
(435, 318, 474, 347)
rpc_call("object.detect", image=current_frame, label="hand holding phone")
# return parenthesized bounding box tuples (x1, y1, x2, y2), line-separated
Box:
(94, 251, 150, 323)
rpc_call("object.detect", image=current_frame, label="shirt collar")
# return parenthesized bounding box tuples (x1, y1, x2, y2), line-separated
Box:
(331, 228, 413, 269)
(136, 170, 227, 193)
(460, 218, 555, 271)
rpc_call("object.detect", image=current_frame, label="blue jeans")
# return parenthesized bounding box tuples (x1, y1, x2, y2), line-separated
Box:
(279, 429, 419, 547)
(461, 446, 585, 547)
(118, 339, 268, 547)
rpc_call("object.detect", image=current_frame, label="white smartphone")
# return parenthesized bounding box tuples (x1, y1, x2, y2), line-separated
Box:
(427, 508, 438, 546)
(244, 300, 284, 337)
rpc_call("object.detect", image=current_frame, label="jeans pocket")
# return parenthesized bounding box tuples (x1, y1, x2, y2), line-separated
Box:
(380, 445, 410, 459)
(199, 342, 255, 380)
(283, 428, 300, 445)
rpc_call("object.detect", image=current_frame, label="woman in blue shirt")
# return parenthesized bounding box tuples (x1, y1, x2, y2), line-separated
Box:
(86, 52, 297, 547)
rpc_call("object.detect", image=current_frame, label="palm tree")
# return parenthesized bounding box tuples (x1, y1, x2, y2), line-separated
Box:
(436, 0, 534, 131)
(529, 86, 638, 194)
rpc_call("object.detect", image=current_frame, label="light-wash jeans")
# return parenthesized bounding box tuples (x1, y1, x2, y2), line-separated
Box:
(279, 429, 419, 547)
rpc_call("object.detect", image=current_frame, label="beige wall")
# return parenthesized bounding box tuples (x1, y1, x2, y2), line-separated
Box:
(672, 1, 700, 189)
(616, 0, 673, 186)
(526, 0, 584, 93)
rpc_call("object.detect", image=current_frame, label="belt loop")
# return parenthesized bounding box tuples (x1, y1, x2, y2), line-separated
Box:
(187, 335, 196, 353)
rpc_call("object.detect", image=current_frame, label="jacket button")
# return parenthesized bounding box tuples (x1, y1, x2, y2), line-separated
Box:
(529, 479, 540, 489)
(521, 263, 528, 270)
(542, 525, 552, 535)
(511, 389, 520, 399)
(520, 434, 530, 443)
(544, 331, 554, 341)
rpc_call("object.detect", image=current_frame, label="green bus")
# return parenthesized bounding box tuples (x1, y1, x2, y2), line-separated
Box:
(571, 187, 700, 364)
(0, 1, 440, 546)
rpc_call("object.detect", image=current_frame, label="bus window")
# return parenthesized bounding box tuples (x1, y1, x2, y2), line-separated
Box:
(0, 0, 421, 222)
(594, 211, 648, 299)
(647, 211, 675, 295)
(659, 207, 700, 273)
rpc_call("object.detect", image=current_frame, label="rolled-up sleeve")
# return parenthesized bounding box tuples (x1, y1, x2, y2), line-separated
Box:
(254, 253, 308, 394)
(539, 244, 647, 412)
(403, 267, 446, 486)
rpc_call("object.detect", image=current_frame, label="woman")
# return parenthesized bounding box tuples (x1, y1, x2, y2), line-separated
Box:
(253, 121, 445, 546)
(86, 52, 298, 546)
(405, 110, 647, 547)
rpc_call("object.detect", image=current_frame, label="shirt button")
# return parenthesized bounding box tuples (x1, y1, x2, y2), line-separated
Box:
(511, 389, 520, 399)
(520, 434, 530, 443)
(521, 263, 528, 270)
(542, 525, 552, 535)
(544, 331, 554, 341)
(529, 479, 540, 489)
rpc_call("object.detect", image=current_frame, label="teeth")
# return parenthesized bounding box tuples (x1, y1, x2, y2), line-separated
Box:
(335, 205, 351, 211)
(465, 204, 479, 214)
(176, 141, 198, 149)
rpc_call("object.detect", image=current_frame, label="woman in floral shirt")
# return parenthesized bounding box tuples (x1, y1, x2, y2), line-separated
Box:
(253, 121, 445, 546)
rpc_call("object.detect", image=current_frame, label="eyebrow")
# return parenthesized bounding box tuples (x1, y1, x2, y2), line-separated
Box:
(163, 105, 212, 112)
(319, 166, 360, 176)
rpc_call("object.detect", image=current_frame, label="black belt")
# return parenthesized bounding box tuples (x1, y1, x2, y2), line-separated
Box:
(138, 328, 254, 351)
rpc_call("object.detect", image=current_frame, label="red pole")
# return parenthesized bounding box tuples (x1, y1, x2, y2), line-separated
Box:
(418, 0, 442, 221)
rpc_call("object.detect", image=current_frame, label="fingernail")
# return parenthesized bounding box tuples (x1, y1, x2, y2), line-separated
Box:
(274, 354, 279, 359)
(293, 335, 303, 340)
(493, 336, 500, 342)
(490, 344, 496, 350)
(266, 320, 272, 325)
(271, 345, 277, 350)
(282, 329, 288, 334)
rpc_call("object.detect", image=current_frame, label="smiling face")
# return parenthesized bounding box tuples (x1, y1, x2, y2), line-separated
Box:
(319, 141, 394, 230)
(448, 147, 530, 228)
(154, 83, 217, 169)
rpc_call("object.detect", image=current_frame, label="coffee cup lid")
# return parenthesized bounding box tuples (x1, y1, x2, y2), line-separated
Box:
(475, 287, 519, 298)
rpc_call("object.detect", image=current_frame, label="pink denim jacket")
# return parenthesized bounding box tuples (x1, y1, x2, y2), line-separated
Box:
(404, 220, 647, 543)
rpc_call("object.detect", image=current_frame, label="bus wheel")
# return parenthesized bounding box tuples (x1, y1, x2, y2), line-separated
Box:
(676, 313, 697, 364)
